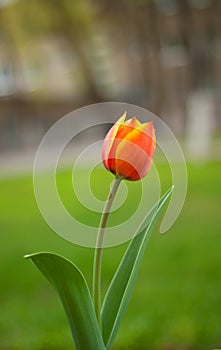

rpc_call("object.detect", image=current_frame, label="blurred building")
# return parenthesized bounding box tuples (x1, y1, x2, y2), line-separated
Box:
(0, 0, 220, 155)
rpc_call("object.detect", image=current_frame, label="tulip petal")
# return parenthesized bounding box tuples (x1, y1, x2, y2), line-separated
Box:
(115, 141, 151, 180)
(126, 122, 155, 158)
(115, 123, 156, 180)
(104, 115, 139, 172)
(102, 112, 126, 170)
(126, 117, 141, 127)
(106, 117, 143, 173)
(115, 118, 138, 140)
(137, 121, 156, 153)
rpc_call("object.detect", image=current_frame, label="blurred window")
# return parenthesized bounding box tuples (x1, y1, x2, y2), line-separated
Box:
(155, 0, 179, 15)
(24, 60, 43, 91)
(189, 0, 211, 10)
(1, 114, 21, 150)
(0, 0, 16, 7)
(0, 63, 13, 96)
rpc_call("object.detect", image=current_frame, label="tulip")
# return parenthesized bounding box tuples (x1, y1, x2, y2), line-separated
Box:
(102, 112, 156, 181)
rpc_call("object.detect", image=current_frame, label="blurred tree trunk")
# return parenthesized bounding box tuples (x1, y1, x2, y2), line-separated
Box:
(95, 0, 164, 114)
(142, 0, 164, 115)
(178, 0, 197, 88)
(178, 0, 211, 89)
(53, 1, 102, 103)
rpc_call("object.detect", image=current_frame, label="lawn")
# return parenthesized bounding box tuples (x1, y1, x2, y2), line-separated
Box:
(0, 162, 221, 350)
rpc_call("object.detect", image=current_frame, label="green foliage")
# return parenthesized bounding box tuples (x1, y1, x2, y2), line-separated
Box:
(25, 180, 172, 349)
(25, 253, 105, 350)
(0, 0, 94, 40)
(0, 163, 221, 349)
(102, 187, 173, 349)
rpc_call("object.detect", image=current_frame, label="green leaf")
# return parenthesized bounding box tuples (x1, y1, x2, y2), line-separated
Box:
(25, 253, 106, 350)
(101, 186, 174, 349)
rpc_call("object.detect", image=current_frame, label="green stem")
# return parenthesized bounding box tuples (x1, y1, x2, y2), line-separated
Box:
(92, 177, 121, 327)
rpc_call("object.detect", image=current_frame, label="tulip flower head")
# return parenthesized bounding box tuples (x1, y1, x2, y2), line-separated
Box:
(102, 112, 156, 181)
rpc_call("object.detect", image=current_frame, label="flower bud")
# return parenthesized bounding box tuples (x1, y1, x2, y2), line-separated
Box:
(102, 112, 156, 181)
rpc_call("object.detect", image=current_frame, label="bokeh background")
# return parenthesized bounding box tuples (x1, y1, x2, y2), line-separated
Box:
(0, 0, 221, 349)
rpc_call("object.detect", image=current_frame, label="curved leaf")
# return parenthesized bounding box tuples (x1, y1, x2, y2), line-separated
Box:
(101, 186, 174, 349)
(25, 253, 106, 350)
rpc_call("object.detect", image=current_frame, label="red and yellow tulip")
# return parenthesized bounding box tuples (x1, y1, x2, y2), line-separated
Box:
(102, 112, 156, 181)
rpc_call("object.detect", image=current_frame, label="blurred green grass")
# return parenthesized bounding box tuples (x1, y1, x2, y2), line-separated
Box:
(0, 162, 221, 350)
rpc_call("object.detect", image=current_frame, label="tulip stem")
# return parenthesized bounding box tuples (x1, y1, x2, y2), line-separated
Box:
(93, 177, 121, 328)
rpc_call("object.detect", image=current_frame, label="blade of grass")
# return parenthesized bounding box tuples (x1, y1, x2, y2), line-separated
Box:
(101, 186, 174, 349)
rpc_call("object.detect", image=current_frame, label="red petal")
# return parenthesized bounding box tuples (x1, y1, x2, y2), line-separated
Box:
(101, 113, 126, 170)
(115, 123, 155, 180)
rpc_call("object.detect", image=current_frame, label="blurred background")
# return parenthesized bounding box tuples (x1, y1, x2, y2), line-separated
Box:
(0, 0, 221, 164)
(0, 0, 221, 349)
